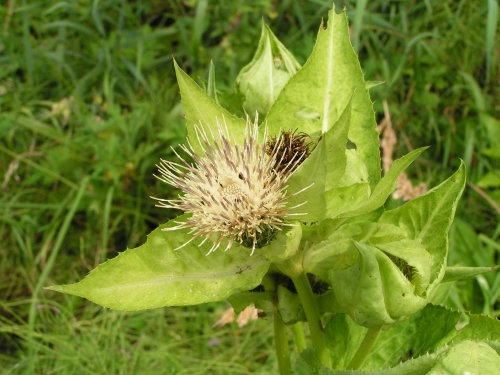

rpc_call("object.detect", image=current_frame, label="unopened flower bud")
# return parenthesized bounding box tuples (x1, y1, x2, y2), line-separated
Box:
(329, 239, 432, 328)
(236, 23, 301, 117)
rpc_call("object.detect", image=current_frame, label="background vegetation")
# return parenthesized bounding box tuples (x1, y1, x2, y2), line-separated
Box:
(1, 0, 499, 373)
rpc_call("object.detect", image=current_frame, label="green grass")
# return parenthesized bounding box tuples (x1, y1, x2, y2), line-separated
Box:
(1, 0, 499, 373)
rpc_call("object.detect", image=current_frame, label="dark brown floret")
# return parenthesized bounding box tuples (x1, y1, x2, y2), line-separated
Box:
(266, 130, 314, 174)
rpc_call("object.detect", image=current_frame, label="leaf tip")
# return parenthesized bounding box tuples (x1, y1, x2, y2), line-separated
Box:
(44, 285, 61, 292)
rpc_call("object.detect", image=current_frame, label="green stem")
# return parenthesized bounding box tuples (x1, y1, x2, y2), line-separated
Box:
(278, 255, 330, 366)
(292, 322, 307, 353)
(346, 326, 382, 370)
(291, 271, 331, 367)
(274, 308, 292, 375)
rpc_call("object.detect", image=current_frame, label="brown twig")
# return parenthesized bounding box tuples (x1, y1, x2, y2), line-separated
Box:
(467, 181, 500, 217)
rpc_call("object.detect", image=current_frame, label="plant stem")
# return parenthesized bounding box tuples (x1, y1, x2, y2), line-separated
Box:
(291, 272, 331, 367)
(274, 308, 292, 375)
(292, 322, 307, 353)
(346, 326, 382, 370)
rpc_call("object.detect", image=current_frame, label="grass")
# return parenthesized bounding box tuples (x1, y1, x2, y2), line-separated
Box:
(1, 0, 499, 373)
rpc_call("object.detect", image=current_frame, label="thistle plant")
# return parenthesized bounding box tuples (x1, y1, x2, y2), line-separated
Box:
(48, 7, 500, 374)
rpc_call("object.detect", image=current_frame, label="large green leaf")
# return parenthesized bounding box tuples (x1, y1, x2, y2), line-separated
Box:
(295, 342, 500, 374)
(47, 215, 270, 310)
(378, 162, 466, 293)
(367, 304, 500, 368)
(428, 340, 500, 374)
(174, 61, 247, 153)
(294, 347, 438, 375)
(265, 8, 380, 189)
(317, 304, 500, 373)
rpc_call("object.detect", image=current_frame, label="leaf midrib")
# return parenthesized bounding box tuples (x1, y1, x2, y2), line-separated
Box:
(94, 264, 265, 291)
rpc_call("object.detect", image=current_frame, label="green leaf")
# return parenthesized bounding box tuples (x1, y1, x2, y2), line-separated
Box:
(325, 97, 352, 190)
(448, 218, 480, 266)
(285, 133, 327, 222)
(303, 221, 406, 283)
(369, 304, 500, 368)
(300, 212, 384, 244)
(335, 150, 370, 187)
(236, 22, 301, 118)
(378, 162, 466, 294)
(300, 342, 500, 374)
(322, 304, 500, 372)
(323, 311, 432, 373)
(303, 222, 364, 281)
(442, 266, 500, 283)
(265, 222, 302, 263)
(47, 215, 270, 310)
(174, 61, 247, 153)
(304, 341, 500, 375)
(336, 147, 428, 218)
(326, 183, 371, 219)
(265, 8, 380, 190)
(284, 348, 440, 375)
(278, 285, 305, 325)
(217, 91, 246, 119)
(324, 313, 366, 370)
(325, 149, 371, 218)
(294, 348, 322, 375)
(449, 309, 500, 345)
(301, 219, 346, 243)
(430, 340, 500, 374)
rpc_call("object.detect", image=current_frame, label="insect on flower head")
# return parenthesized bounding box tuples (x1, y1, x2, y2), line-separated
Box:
(152, 117, 312, 255)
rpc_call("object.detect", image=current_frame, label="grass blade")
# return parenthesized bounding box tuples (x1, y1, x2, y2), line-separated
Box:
(486, 0, 499, 81)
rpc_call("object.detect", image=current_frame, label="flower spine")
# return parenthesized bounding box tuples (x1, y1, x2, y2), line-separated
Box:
(153, 117, 310, 255)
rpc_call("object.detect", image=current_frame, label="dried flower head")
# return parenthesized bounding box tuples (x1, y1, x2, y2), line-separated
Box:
(153, 118, 310, 255)
(266, 129, 313, 174)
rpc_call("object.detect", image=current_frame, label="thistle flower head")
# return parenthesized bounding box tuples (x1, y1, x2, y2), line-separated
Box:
(153, 118, 309, 255)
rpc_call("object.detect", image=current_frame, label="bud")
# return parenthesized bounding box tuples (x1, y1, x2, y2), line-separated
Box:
(329, 239, 433, 328)
(236, 23, 301, 117)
